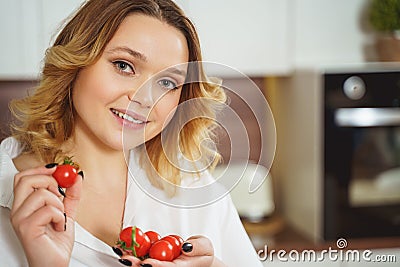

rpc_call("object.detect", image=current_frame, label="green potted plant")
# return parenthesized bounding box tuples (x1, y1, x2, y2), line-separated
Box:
(369, 0, 400, 61)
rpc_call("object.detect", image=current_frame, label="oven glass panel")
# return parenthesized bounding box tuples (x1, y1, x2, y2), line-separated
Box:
(349, 127, 400, 207)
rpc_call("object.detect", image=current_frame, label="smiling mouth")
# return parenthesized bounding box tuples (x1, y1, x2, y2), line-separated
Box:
(111, 108, 147, 124)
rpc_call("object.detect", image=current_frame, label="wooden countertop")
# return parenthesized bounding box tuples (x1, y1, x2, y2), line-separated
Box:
(242, 214, 400, 252)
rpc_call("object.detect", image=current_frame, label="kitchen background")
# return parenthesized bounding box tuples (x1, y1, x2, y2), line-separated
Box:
(1, 0, 399, 266)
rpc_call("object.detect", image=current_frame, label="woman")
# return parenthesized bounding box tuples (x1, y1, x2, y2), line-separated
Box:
(0, 0, 262, 266)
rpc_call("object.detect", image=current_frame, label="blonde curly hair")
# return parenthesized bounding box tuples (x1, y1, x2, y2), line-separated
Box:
(10, 0, 226, 191)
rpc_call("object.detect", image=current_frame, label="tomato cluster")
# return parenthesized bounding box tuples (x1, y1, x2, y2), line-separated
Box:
(117, 226, 184, 261)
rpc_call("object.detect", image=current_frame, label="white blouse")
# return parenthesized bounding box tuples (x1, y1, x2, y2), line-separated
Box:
(0, 137, 263, 267)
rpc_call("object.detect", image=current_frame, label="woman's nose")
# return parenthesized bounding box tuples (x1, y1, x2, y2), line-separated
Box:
(128, 80, 154, 108)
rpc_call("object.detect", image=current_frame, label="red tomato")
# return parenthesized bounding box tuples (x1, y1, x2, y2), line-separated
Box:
(145, 231, 161, 245)
(118, 226, 151, 258)
(170, 234, 184, 246)
(161, 235, 181, 259)
(119, 227, 134, 248)
(149, 240, 174, 261)
(52, 164, 77, 188)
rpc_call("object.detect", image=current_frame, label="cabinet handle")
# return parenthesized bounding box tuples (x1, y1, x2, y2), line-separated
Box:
(334, 108, 400, 127)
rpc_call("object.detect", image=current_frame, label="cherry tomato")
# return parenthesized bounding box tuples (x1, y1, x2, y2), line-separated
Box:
(52, 164, 77, 188)
(118, 226, 151, 258)
(170, 234, 184, 246)
(161, 235, 181, 259)
(119, 227, 134, 248)
(149, 240, 175, 261)
(145, 231, 161, 245)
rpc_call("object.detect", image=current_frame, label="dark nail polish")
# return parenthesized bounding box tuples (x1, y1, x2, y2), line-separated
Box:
(112, 246, 123, 257)
(58, 186, 66, 197)
(140, 264, 152, 267)
(45, 163, 58, 168)
(64, 213, 67, 231)
(78, 170, 84, 180)
(182, 242, 193, 252)
(118, 259, 132, 266)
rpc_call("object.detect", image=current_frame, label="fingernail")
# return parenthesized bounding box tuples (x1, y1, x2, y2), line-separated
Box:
(118, 259, 132, 266)
(140, 264, 152, 267)
(182, 242, 193, 252)
(58, 186, 66, 197)
(64, 213, 67, 231)
(112, 246, 123, 257)
(78, 170, 84, 180)
(45, 163, 58, 168)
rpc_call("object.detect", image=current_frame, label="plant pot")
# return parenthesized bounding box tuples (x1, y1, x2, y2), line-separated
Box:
(375, 34, 400, 62)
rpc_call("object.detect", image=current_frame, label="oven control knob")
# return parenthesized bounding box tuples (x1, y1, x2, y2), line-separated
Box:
(343, 76, 366, 100)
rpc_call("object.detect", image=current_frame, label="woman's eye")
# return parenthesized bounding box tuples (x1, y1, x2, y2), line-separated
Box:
(158, 79, 178, 90)
(113, 61, 134, 75)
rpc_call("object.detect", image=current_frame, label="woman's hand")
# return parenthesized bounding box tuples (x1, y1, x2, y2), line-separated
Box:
(10, 165, 83, 267)
(117, 235, 227, 267)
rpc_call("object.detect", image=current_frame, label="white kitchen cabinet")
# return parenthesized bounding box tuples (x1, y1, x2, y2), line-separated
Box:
(181, 0, 374, 75)
(1, 0, 371, 79)
(292, 0, 374, 67)
(0, 0, 83, 79)
(175, 0, 291, 77)
(0, 0, 41, 79)
(39, 0, 84, 56)
(1, 0, 290, 79)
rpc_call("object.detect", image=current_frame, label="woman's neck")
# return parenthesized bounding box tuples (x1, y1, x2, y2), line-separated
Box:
(63, 121, 129, 245)
(63, 122, 128, 191)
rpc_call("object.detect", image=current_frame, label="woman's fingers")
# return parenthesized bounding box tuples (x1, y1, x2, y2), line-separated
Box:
(13, 204, 66, 240)
(11, 164, 82, 236)
(12, 173, 61, 214)
(63, 172, 83, 221)
(22, 206, 65, 238)
(118, 255, 142, 266)
(181, 235, 213, 257)
(111, 244, 142, 266)
(11, 188, 64, 224)
(13, 165, 57, 187)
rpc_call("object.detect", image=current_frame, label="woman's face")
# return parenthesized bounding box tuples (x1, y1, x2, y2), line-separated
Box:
(72, 14, 189, 151)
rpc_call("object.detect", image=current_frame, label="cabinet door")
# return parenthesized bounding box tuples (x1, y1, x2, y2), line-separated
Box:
(39, 0, 84, 55)
(183, 0, 291, 76)
(0, 0, 83, 79)
(0, 0, 41, 79)
(292, 0, 371, 67)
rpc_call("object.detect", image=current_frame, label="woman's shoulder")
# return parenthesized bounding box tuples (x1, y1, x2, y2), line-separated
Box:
(0, 137, 20, 209)
(0, 137, 21, 172)
(1, 137, 41, 171)
(0, 137, 21, 158)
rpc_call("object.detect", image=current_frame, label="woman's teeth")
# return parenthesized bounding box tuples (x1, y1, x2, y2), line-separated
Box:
(111, 109, 145, 124)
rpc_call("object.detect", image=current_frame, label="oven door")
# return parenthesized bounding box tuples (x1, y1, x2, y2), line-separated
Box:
(324, 107, 400, 240)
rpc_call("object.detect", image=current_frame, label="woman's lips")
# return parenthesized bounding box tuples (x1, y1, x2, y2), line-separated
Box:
(110, 108, 149, 125)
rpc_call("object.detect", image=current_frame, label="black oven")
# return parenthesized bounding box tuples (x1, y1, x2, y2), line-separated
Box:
(324, 69, 400, 240)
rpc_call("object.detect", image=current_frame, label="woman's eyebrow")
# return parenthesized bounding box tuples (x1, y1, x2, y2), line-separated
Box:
(107, 46, 148, 62)
(107, 46, 187, 78)
(164, 67, 187, 78)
